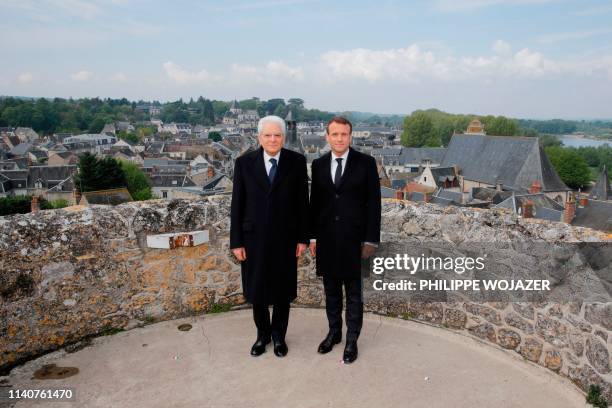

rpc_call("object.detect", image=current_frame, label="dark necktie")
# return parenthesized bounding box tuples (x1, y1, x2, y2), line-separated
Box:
(268, 158, 277, 183)
(334, 158, 343, 188)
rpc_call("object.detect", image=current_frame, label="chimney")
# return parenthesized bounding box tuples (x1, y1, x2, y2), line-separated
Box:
(562, 194, 576, 224)
(423, 192, 430, 203)
(521, 199, 534, 218)
(207, 166, 215, 179)
(528, 181, 542, 194)
(395, 190, 404, 200)
(31, 196, 40, 213)
(496, 179, 503, 192)
(579, 194, 588, 207)
(74, 190, 82, 205)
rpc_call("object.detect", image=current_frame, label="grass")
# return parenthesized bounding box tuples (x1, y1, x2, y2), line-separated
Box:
(209, 303, 232, 314)
(100, 327, 124, 336)
(586, 385, 608, 408)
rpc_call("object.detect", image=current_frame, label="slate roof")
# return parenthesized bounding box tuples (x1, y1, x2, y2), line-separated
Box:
(81, 188, 132, 205)
(27, 165, 77, 190)
(472, 187, 513, 204)
(380, 186, 397, 198)
(150, 174, 196, 188)
(430, 167, 457, 185)
(400, 147, 447, 165)
(493, 193, 564, 222)
(440, 134, 569, 192)
(589, 165, 610, 201)
(572, 200, 612, 232)
(202, 174, 229, 190)
(9, 142, 33, 156)
(433, 188, 464, 204)
(371, 147, 447, 166)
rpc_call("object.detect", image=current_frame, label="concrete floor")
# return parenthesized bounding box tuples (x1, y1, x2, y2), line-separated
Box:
(3, 308, 587, 408)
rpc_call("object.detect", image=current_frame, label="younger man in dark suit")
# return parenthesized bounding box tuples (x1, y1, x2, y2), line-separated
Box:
(309, 116, 381, 363)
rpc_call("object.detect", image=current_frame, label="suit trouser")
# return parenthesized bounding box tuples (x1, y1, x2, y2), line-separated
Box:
(323, 275, 363, 342)
(252, 302, 290, 342)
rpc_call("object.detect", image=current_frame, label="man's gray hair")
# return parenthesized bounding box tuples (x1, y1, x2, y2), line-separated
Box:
(257, 115, 286, 136)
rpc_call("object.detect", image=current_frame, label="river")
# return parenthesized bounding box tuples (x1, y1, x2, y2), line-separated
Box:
(558, 135, 611, 148)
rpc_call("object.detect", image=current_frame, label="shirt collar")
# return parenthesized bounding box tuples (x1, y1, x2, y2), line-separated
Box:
(263, 148, 281, 162)
(331, 148, 349, 162)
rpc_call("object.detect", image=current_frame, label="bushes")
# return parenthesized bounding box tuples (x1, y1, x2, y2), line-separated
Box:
(0, 196, 69, 216)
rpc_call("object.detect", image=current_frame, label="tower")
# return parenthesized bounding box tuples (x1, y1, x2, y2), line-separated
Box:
(466, 118, 485, 135)
(285, 110, 297, 147)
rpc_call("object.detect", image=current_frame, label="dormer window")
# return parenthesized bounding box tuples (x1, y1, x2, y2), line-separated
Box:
(35, 181, 43, 189)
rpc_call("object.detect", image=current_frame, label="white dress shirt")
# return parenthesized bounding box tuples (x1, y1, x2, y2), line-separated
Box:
(330, 149, 349, 182)
(263, 149, 281, 177)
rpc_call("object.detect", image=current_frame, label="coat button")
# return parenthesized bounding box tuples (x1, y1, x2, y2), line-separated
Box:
(334, 216, 340, 221)
(335, 194, 339, 199)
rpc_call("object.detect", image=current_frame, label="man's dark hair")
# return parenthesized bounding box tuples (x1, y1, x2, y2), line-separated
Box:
(326, 116, 353, 134)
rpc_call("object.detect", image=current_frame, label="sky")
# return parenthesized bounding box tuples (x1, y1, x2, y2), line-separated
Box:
(1, 0, 612, 119)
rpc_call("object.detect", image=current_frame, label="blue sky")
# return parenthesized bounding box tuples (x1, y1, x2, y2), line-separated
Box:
(1, 0, 612, 119)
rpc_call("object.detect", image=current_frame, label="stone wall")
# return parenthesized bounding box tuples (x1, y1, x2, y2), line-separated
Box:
(0, 197, 610, 401)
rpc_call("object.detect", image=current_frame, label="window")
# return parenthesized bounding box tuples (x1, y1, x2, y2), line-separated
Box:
(162, 191, 168, 198)
(424, 176, 427, 182)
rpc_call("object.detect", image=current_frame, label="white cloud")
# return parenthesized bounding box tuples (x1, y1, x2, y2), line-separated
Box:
(316, 42, 612, 83)
(230, 60, 304, 84)
(110, 72, 127, 81)
(493, 39, 512, 56)
(163, 61, 219, 84)
(536, 29, 612, 44)
(71, 70, 93, 81)
(17, 72, 33, 84)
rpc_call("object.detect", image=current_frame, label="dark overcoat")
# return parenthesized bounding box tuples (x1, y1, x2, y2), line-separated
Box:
(230, 147, 309, 305)
(309, 147, 381, 280)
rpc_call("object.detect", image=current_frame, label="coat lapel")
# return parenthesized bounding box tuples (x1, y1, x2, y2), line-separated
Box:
(336, 148, 354, 191)
(270, 148, 290, 192)
(321, 152, 335, 191)
(251, 147, 270, 192)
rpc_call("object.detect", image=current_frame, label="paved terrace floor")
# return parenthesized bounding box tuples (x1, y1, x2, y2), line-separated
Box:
(3, 308, 586, 408)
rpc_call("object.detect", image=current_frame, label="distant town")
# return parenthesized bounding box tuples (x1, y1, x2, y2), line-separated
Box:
(0, 97, 610, 233)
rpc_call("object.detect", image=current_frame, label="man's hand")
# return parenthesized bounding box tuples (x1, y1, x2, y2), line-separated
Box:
(232, 247, 247, 261)
(309, 242, 316, 257)
(361, 243, 376, 259)
(296, 243, 307, 257)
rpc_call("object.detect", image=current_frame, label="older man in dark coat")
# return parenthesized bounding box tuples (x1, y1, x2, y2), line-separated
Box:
(230, 115, 309, 357)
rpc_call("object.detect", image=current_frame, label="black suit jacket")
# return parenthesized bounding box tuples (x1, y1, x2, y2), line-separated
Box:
(309, 147, 381, 279)
(230, 147, 309, 304)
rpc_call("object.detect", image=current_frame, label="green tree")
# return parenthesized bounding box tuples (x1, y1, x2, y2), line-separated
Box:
(208, 131, 222, 142)
(118, 130, 139, 144)
(545, 146, 591, 189)
(401, 112, 440, 147)
(74, 153, 126, 192)
(119, 161, 152, 201)
(538, 134, 562, 148)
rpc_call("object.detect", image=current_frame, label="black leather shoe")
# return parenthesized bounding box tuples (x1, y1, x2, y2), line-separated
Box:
(317, 332, 342, 354)
(343, 341, 358, 363)
(273, 339, 288, 357)
(250, 338, 270, 356)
